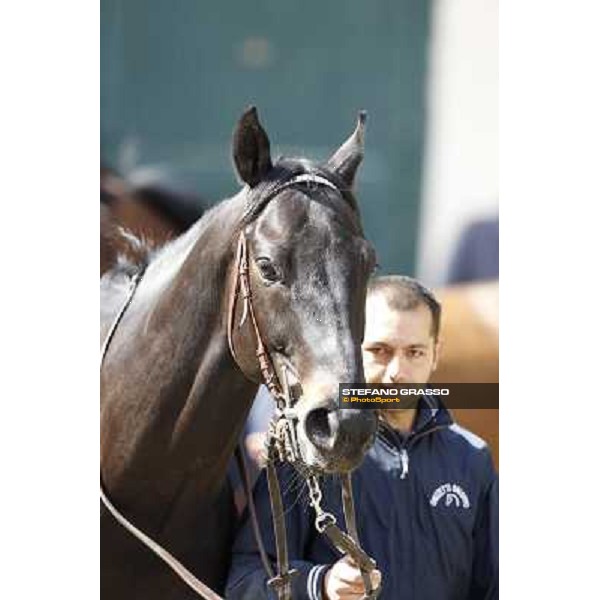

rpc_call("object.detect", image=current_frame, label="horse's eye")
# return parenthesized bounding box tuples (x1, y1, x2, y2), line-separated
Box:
(255, 257, 281, 283)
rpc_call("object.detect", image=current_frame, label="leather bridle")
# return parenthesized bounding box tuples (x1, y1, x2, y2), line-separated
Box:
(100, 173, 380, 600)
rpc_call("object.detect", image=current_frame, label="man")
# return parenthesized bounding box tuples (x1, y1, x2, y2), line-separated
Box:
(226, 276, 498, 599)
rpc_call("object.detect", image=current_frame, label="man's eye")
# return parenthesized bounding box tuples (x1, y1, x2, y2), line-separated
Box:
(255, 258, 281, 282)
(368, 347, 385, 356)
(407, 349, 425, 359)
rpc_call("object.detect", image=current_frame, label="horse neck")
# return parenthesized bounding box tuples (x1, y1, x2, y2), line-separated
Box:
(101, 191, 258, 516)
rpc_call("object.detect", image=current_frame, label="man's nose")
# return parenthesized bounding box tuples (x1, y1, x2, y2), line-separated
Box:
(387, 355, 409, 384)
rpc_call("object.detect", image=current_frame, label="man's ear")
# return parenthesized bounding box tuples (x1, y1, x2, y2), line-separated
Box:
(232, 106, 273, 187)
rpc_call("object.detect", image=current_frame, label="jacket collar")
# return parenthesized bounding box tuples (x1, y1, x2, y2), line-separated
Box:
(378, 394, 454, 447)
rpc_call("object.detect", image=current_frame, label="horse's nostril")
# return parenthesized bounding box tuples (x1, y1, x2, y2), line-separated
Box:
(304, 408, 337, 450)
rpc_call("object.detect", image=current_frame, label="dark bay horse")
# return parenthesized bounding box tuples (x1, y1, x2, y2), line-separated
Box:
(100, 107, 378, 599)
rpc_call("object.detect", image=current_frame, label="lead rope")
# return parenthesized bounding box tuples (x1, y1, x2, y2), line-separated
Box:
(306, 475, 380, 599)
(341, 475, 378, 599)
(265, 460, 299, 600)
(264, 370, 380, 600)
(263, 365, 301, 600)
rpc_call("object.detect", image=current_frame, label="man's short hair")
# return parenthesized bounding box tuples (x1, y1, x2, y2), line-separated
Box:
(367, 275, 441, 340)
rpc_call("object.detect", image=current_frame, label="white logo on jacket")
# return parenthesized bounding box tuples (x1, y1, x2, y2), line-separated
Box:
(430, 483, 470, 509)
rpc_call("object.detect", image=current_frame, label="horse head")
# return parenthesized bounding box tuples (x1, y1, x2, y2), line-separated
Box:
(229, 107, 378, 474)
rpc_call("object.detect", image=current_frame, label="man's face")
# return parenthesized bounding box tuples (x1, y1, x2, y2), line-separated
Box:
(362, 293, 440, 385)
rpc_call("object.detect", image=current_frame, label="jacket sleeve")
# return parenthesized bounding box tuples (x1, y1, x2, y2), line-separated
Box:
(468, 453, 499, 600)
(226, 466, 332, 600)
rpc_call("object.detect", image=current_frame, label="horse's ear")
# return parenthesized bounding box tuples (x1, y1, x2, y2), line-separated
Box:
(325, 111, 366, 189)
(232, 106, 273, 188)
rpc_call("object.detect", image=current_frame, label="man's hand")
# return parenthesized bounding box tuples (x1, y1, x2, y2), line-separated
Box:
(244, 432, 268, 468)
(322, 556, 382, 600)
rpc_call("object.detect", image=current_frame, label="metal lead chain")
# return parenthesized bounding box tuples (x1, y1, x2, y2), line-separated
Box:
(307, 475, 337, 533)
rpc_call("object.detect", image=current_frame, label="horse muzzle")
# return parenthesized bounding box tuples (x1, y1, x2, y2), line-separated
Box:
(298, 405, 377, 473)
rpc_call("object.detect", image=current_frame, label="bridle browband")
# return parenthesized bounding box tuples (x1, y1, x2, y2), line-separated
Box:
(240, 171, 346, 225)
(100, 172, 380, 600)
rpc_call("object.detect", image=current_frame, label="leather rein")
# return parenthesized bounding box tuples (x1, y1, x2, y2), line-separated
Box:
(100, 174, 380, 600)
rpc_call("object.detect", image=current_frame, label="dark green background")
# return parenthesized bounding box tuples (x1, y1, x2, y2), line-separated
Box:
(101, 0, 431, 274)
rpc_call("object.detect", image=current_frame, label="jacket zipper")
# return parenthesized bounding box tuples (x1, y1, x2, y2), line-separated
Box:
(399, 448, 409, 479)
(380, 418, 450, 480)
(398, 424, 449, 480)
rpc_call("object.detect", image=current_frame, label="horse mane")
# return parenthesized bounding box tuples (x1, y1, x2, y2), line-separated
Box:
(102, 222, 156, 273)
(116, 228, 157, 273)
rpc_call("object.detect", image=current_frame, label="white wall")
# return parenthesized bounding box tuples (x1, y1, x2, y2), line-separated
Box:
(417, 0, 498, 285)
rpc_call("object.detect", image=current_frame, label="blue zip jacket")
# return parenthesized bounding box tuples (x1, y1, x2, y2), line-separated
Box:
(226, 398, 498, 600)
